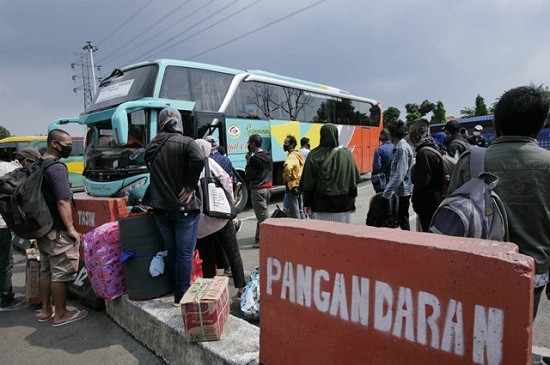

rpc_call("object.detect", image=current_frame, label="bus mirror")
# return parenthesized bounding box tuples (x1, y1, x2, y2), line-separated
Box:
(112, 107, 129, 146)
(48, 117, 80, 132)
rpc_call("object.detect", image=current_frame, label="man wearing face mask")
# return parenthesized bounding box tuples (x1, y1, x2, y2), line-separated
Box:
(408, 119, 445, 232)
(282, 135, 305, 219)
(467, 124, 488, 147)
(38, 129, 88, 326)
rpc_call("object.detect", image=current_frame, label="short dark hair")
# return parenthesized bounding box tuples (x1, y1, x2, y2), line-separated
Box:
(494, 85, 550, 137)
(47, 129, 70, 145)
(387, 120, 407, 139)
(248, 134, 262, 147)
(459, 127, 467, 134)
(379, 129, 390, 142)
(286, 135, 297, 149)
(300, 137, 310, 147)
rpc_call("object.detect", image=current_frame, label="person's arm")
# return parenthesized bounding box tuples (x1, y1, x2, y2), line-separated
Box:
(382, 146, 406, 199)
(180, 140, 205, 203)
(447, 141, 458, 158)
(57, 199, 79, 243)
(372, 147, 382, 175)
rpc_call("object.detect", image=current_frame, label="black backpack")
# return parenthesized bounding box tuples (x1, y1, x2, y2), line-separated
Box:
(0, 159, 59, 239)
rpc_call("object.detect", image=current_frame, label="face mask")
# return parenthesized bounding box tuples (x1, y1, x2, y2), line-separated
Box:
(56, 143, 72, 159)
(283, 143, 290, 152)
(473, 131, 481, 137)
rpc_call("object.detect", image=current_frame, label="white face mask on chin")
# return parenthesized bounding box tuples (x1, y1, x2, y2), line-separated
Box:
(473, 131, 481, 137)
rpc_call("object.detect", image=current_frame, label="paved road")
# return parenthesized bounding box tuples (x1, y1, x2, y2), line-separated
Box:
(1, 179, 548, 364)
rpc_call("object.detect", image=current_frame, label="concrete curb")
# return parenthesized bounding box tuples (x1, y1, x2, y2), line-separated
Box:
(106, 294, 259, 365)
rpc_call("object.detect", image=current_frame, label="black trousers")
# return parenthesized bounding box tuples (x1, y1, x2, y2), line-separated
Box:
(398, 196, 411, 231)
(196, 220, 246, 288)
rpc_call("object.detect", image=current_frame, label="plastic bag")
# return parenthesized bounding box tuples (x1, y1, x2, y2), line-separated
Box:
(240, 267, 260, 320)
(190, 249, 203, 284)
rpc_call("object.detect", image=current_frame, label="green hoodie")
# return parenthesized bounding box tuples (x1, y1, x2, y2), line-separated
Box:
(300, 123, 361, 196)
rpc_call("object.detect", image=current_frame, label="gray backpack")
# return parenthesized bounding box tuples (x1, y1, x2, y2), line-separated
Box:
(429, 147, 509, 241)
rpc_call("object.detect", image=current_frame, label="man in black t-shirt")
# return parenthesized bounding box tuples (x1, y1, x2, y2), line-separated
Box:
(38, 129, 87, 326)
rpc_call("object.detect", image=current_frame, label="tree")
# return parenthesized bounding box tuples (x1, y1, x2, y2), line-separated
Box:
(460, 106, 475, 118)
(0, 126, 10, 140)
(418, 100, 435, 116)
(430, 101, 446, 124)
(474, 94, 488, 116)
(405, 103, 421, 121)
(383, 106, 400, 126)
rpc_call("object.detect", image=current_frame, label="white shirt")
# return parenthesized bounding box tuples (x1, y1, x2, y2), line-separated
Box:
(0, 160, 22, 229)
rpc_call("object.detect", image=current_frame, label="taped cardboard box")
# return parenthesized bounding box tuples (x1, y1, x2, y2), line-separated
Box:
(25, 243, 40, 305)
(180, 276, 229, 342)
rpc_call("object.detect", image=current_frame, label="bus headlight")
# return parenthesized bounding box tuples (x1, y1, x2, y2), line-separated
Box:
(117, 177, 148, 198)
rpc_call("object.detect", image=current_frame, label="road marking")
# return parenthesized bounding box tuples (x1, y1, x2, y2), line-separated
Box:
(533, 345, 550, 357)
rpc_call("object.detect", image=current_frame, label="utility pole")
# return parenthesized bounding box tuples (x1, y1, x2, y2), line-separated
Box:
(71, 42, 101, 112)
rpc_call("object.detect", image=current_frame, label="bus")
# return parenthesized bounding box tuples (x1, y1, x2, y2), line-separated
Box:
(49, 59, 383, 212)
(431, 115, 550, 149)
(0, 136, 85, 190)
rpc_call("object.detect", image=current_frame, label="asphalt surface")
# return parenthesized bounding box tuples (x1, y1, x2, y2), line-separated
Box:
(1, 179, 548, 364)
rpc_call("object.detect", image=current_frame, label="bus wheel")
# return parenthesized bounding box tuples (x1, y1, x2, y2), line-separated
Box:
(233, 179, 249, 214)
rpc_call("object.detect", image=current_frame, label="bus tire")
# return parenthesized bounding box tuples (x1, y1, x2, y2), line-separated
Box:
(233, 175, 249, 214)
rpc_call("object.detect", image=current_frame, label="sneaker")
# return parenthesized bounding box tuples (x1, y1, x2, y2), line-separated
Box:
(541, 356, 550, 365)
(224, 268, 233, 277)
(173, 302, 180, 308)
(0, 298, 27, 312)
(234, 219, 243, 234)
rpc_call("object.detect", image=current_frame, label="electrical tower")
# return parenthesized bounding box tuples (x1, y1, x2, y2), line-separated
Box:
(71, 41, 101, 112)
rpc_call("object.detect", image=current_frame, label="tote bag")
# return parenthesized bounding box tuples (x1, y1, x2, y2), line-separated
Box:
(200, 158, 237, 219)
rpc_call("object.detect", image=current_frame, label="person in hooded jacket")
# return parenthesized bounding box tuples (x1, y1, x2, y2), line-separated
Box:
(408, 119, 445, 232)
(300, 123, 361, 223)
(144, 107, 204, 305)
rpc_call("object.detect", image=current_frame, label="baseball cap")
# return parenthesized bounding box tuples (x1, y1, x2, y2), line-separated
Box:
(443, 121, 460, 134)
(15, 148, 41, 162)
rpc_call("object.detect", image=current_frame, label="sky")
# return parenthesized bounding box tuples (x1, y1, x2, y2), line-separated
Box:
(1, 0, 549, 136)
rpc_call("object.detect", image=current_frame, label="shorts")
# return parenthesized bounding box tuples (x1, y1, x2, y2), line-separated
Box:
(37, 230, 79, 282)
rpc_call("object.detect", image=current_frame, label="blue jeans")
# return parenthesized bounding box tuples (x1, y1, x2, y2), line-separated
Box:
(285, 191, 305, 219)
(154, 211, 200, 302)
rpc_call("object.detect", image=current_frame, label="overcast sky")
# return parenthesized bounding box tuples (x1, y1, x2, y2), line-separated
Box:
(1, 0, 549, 136)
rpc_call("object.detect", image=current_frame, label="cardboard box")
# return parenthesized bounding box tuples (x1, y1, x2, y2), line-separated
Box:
(180, 276, 230, 342)
(25, 246, 40, 305)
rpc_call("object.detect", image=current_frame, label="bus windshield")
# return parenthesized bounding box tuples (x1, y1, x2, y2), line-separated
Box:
(84, 110, 148, 181)
(88, 65, 158, 112)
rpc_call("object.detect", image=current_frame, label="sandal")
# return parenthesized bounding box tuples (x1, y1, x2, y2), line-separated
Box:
(52, 310, 88, 327)
(38, 312, 55, 323)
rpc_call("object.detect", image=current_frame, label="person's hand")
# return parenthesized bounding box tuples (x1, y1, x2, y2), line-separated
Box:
(290, 187, 301, 196)
(179, 187, 194, 204)
(245, 153, 251, 164)
(67, 228, 81, 245)
(304, 207, 312, 218)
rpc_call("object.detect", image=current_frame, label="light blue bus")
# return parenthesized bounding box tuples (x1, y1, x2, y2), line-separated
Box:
(50, 59, 382, 212)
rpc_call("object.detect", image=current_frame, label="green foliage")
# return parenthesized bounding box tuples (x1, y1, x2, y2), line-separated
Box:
(460, 106, 475, 118)
(419, 100, 435, 116)
(383, 106, 400, 126)
(0, 126, 11, 140)
(431, 101, 446, 124)
(405, 103, 421, 121)
(474, 95, 488, 116)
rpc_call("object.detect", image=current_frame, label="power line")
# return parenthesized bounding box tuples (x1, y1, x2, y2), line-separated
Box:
(127, 0, 242, 64)
(186, 0, 327, 61)
(145, 0, 264, 60)
(101, 0, 217, 67)
(98, 0, 194, 65)
(97, 0, 154, 45)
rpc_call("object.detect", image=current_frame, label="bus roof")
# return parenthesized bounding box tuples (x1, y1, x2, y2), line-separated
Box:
(431, 115, 494, 128)
(0, 136, 46, 143)
(123, 59, 244, 76)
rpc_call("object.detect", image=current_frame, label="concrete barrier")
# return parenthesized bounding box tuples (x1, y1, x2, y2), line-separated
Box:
(260, 218, 534, 365)
(106, 294, 259, 365)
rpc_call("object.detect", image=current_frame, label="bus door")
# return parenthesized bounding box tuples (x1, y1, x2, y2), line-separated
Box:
(194, 110, 226, 148)
(361, 127, 373, 173)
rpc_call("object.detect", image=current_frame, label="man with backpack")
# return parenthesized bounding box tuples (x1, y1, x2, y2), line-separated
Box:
(38, 129, 88, 325)
(443, 120, 470, 158)
(447, 85, 550, 320)
(408, 119, 447, 232)
(371, 129, 393, 193)
(245, 134, 273, 246)
(0, 148, 41, 310)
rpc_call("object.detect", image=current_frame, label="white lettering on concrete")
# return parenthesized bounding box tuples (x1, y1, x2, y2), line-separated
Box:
(296, 264, 312, 308)
(351, 276, 369, 327)
(374, 281, 393, 333)
(441, 299, 465, 356)
(78, 211, 95, 227)
(313, 269, 330, 313)
(473, 305, 504, 365)
(392, 286, 415, 341)
(266, 257, 281, 295)
(417, 291, 441, 349)
(329, 273, 349, 321)
(281, 261, 296, 303)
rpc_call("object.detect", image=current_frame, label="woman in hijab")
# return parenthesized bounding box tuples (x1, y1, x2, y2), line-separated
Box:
(300, 123, 362, 223)
(194, 139, 246, 296)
